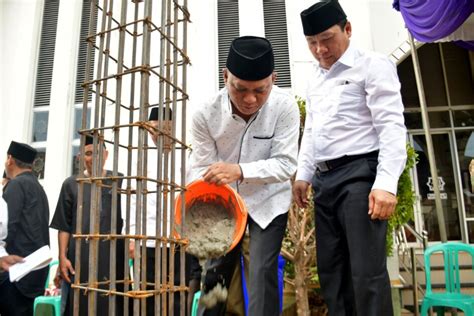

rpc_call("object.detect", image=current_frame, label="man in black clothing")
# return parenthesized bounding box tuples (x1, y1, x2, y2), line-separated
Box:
(2, 171, 9, 191)
(128, 107, 201, 315)
(0, 141, 50, 316)
(50, 136, 125, 315)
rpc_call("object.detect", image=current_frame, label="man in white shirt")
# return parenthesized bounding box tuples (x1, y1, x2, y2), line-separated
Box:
(293, 1, 407, 315)
(127, 107, 201, 315)
(188, 36, 300, 316)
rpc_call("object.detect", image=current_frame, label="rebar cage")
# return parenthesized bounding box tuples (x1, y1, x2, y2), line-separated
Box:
(74, 0, 190, 315)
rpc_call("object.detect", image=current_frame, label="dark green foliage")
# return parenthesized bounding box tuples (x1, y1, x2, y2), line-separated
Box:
(386, 144, 418, 256)
(295, 96, 306, 145)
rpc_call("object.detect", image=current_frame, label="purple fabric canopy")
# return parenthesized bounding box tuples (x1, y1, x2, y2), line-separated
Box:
(393, 0, 474, 43)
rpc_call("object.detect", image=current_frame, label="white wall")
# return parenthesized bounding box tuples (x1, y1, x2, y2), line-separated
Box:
(366, 0, 407, 55)
(239, 0, 265, 37)
(286, 0, 316, 98)
(44, 0, 83, 232)
(187, 1, 219, 115)
(0, 0, 43, 153)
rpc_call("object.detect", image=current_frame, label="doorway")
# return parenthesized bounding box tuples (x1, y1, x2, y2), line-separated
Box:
(409, 132, 469, 242)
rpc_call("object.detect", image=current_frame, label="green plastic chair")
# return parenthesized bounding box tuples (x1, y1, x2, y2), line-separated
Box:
(33, 260, 61, 316)
(191, 290, 201, 316)
(421, 242, 474, 316)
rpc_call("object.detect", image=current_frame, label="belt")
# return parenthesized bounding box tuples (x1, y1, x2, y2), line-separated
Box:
(316, 150, 379, 172)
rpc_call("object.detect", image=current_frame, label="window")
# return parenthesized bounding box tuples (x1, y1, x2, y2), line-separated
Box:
(31, 0, 60, 179)
(75, 0, 97, 104)
(71, 0, 97, 175)
(71, 106, 91, 175)
(217, 0, 239, 89)
(263, 0, 291, 88)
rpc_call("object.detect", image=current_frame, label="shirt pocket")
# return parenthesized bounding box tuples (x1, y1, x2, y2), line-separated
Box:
(338, 81, 365, 111)
(309, 85, 344, 118)
(253, 133, 274, 140)
(248, 137, 273, 159)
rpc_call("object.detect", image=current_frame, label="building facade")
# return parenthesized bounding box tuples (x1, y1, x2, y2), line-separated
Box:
(1, 0, 473, 254)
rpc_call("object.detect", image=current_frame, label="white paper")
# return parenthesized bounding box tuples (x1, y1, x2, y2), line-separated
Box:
(9, 245, 52, 282)
(0, 197, 8, 257)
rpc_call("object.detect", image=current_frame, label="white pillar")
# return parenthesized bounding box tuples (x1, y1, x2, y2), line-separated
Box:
(44, 0, 83, 202)
(0, 0, 43, 150)
(239, 0, 265, 37)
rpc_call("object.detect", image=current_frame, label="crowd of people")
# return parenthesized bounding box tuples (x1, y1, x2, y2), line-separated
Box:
(0, 1, 407, 315)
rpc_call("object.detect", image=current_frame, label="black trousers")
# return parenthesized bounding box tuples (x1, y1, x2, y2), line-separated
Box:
(143, 247, 201, 316)
(201, 212, 288, 316)
(247, 213, 287, 316)
(201, 242, 242, 316)
(312, 156, 393, 316)
(0, 280, 35, 316)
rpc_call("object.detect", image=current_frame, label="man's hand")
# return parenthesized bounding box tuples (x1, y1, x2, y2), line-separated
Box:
(0, 255, 23, 272)
(293, 180, 311, 208)
(59, 256, 75, 283)
(53, 272, 62, 288)
(202, 162, 242, 185)
(368, 189, 397, 220)
(187, 278, 201, 314)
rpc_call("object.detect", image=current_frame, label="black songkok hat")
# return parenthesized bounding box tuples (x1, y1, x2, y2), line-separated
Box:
(149, 107, 173, 121)
(84, 135, 106, 148)
(226, 36, 274, 81)
(301, 0, 347, 36)
(7, 141, 37, 164)
(85, 135, 94, 146)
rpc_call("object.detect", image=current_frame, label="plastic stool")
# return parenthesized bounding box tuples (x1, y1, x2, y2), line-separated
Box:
(33, 295, 61, 316)
(191, 291, 201, 316)
(33, 260, 61, 316)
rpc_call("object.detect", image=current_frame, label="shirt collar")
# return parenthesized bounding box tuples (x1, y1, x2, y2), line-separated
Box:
(317, 40, 355, 73)
(337, 41, 355, 68)
(222, 88, 232, 113)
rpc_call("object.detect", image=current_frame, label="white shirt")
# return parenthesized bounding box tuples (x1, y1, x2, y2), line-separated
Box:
(0, 196, 8, 257)
(187, 86, 300, 229)
(125, 146, 172, 248)
(295, 42, 407, 194)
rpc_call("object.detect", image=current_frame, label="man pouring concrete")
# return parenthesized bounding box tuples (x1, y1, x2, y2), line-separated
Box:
(187, 35, 300, 315)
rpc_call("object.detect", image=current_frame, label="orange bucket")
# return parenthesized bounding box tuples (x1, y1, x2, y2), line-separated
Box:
(174, 179, 247, 253)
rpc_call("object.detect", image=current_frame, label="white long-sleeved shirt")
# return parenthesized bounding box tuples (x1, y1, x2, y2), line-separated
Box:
(187, 86, 300, 229)
(125, 147, 172, 248)
(0, 196, 8, 257)
(295, 42, 407, 194)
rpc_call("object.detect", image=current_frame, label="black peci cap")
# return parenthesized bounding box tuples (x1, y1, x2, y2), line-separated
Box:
(226, 36, 274, 81)
(7, 141, 37, 164)
(83, 135, 106, 148)
(301, 0, 347, 36)
(85, 135, 94, 146)
(149, 107, 173, 121)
